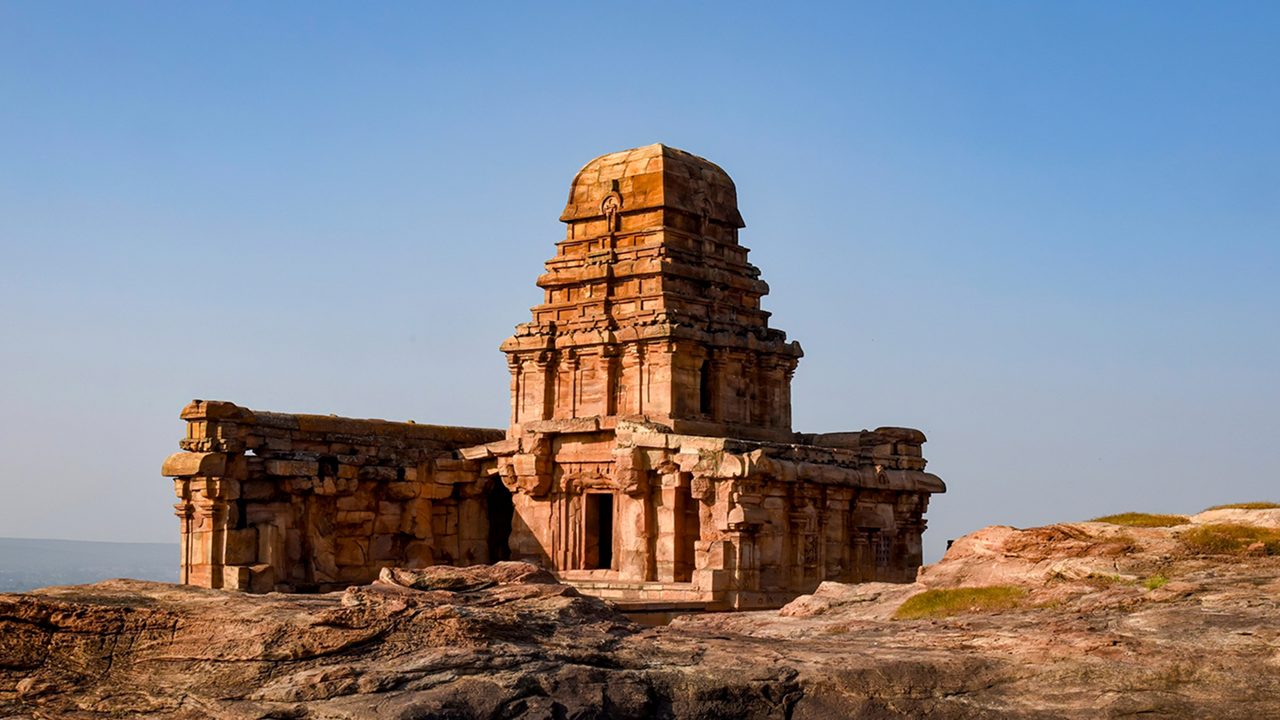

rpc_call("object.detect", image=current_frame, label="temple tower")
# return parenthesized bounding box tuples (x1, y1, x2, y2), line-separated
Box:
(501, 144, 803, 442)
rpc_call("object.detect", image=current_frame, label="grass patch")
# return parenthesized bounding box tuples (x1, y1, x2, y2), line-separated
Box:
(1203, 502, 1280, 511)
(893, 586, 1029, 620)
(1142, 574, 1170, 590)
(1082, 572, 1133, 587)
(1090, 512, 1188, 527)
(1180, 524, 1280, 556)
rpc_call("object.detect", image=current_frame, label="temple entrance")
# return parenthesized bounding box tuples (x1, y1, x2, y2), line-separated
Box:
(486, 480, 513, 562)
(675, 484, 700, 582)
(584, 493, 614, 570)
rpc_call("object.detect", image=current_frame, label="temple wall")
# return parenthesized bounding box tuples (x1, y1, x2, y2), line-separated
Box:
(472, 421, 942, 610)
(162, 400, 938, 608)
(163, 400, 503, 592)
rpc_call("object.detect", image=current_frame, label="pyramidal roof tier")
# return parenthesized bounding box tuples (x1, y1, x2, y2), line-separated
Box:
(560, 143, 745, 229)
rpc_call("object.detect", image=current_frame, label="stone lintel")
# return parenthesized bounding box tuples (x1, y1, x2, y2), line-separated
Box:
(180, 400, 255, 423)
(162, 452, 227, 478)
(176, 401, 504, 448)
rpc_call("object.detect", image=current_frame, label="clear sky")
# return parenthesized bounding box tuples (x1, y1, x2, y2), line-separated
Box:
(1, 2, 1277, 563)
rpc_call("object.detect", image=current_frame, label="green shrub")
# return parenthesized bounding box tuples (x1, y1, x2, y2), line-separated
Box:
(1180, 524, 1280, 556)
(1203, 502, 1280, 511)
(1090, 513, 1188, 527)
(1142, 574, 1170, 590)
(893, 586, 1028, 620)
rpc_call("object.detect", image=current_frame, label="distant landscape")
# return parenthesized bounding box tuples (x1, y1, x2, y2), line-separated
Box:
(0, 538, 177, 592)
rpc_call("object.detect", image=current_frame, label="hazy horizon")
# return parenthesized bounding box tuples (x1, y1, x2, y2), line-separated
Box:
(2, 3, 1278, 565)
(0, 537, 177, 592)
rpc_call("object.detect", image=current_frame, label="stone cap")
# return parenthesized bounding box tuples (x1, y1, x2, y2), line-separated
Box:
(560, 143, 745, 228)
(177, 399, 504, 445)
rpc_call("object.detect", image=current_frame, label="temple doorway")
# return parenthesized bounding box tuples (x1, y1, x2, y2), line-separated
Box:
(675, 484, 700, 582)
(584, 493, 614, 570)
(486, 480, 513, 562)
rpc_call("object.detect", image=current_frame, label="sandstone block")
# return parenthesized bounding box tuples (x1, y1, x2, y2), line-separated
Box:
(335, 511, 375, 525)
(385, 482, 419, 500)
(370, 534, 399, 561)
(162, 452, 227, 478)
(241, 480, 277, 501)
(266, 459, 319, 477)
(420, 482, 454, 500)
(336, 495, 371, 511)
(335, 538, 367, 566)
(358, 466, 398, 482)
(403, 540, 434, 567)
(225, 528, 259, 565)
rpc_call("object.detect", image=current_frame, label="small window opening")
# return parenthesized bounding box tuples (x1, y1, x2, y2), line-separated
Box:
(317, 455, 339, 478)
(699, 360, 713, 416)
(875, 534, 892, 568)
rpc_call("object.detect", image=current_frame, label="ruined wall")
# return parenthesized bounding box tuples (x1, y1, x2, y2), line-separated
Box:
(163, 400, 504, 592)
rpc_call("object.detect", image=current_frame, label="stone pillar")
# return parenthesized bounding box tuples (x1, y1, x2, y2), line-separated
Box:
(736, 352, 756, 426)
(646, 341, 676, 420)
(758, 356, 787, 430)
(654, 471, 680, 582)
(725, 490, 765, 604)
(852, 531, 872, 582)
(558, 350, 579, 419)
(615, 490, 650, 581)
(602, 346, 620, 416)
(532, 352, 555, 422)
(708, 349, 728, 422)
(507, 355, 522, 425)
(169, 474, 246, 589)
(780, 359, 797, 430)
(824, 489, 853, 581)
(620, 344, 645, 415)
(508, 490, 553, 567)
(456, 482, 488, 566)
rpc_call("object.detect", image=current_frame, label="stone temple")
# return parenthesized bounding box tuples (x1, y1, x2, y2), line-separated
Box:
(163, 144, 945, 611)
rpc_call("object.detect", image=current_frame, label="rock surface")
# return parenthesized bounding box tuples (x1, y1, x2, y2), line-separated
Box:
(3, 517, 1279, 719)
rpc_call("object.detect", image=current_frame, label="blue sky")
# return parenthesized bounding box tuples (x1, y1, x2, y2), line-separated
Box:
(1, 2, 1277, 562)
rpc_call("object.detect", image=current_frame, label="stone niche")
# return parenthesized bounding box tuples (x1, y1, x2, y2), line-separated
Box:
(163, 143, 945, 610)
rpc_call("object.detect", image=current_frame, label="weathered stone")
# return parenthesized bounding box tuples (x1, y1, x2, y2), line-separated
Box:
(11, 530, 1280, 719)
(224, 528, 258, 565)
(266, 459, 319, 477)
(384, 482, 419, 500)
(161, 452, 226, 478)
(163, 145, 942, 607)
(334, 538, 367, 566)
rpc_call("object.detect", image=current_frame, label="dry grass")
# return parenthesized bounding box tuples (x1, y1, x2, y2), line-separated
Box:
(1081, 572, 1133, 587)
(1180, 524, 1280, 556)
(1202, 502, 1280, 511)
(1090, 512, 1188, 528)
(893, 586, 1029, 620)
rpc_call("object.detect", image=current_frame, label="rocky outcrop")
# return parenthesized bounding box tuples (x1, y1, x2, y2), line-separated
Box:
(3, 515, 1279, 719)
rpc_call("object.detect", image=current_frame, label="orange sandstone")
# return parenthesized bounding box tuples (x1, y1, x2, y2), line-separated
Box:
(162, 144, 945, 610)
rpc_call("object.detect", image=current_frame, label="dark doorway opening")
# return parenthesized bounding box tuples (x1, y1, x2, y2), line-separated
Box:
(674, 484, 700, 582)
(585, 493, 614, 570)
(486, 480, 514, 562)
